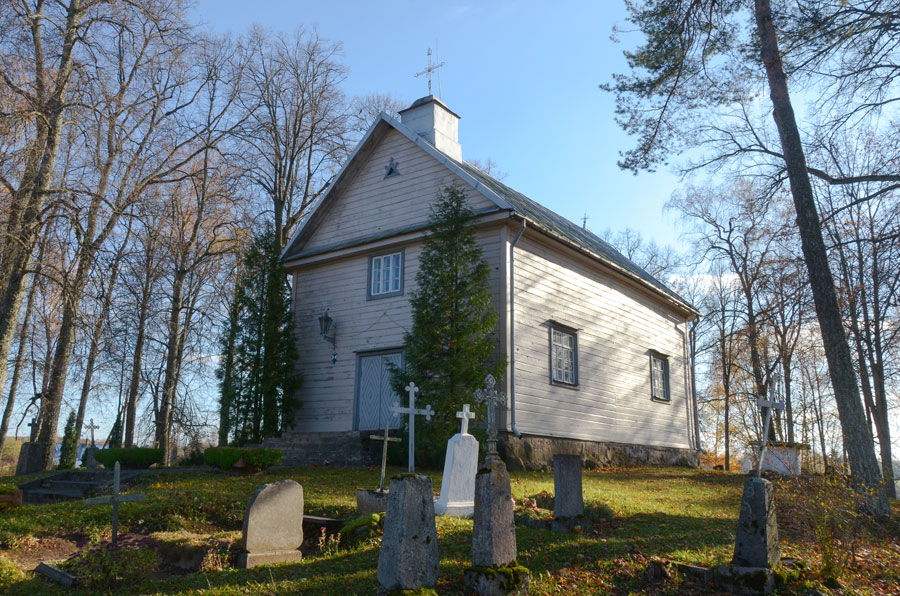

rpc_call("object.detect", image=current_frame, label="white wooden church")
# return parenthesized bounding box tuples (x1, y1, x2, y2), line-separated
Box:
(267, 96, 701, 469)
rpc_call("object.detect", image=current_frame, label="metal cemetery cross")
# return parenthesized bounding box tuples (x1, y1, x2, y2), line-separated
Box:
(84, 418, 100, 446)
(456, 404, 475, 436)
(391, 382, 435, 473)
(28, 417, 39, 442)
(369, 420, 401, 492)
(84, 461, 146, 546)
(755, 384, 785, 477)
(474, 374, 506, 461)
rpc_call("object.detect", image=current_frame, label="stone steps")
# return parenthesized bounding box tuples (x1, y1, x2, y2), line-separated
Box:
(263, 431, 381, 467)
(19, 469, 141, 505)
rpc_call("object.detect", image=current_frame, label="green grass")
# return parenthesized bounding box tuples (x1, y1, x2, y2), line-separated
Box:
(0, 466, 896, 595)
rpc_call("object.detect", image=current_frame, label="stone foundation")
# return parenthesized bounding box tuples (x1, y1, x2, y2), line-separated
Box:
(498, 433, 699, 471)
(262, 431, 381, 467)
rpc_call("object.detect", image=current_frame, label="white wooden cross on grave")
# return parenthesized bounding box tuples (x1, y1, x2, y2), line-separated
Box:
(84, 461, 146, 546)
(391, 382, 435, 473)
(369, 420, 401, 492)
(474, 374, 506, 461)
(456, 404, 475, 436)
(84, 418, 100, 446)
(755, 383, 785, 477)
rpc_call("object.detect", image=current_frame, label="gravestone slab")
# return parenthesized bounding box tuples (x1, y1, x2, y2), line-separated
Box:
(238, 479, 304, 568)
(435, 433, 479, 517)
(465, 458, 530, 595)
(732, 477, 779, 568)
(82, 445, 100, 469)
(376, 474, 439, 593)
(552, 454, 588, 532)
(15, 442, 45, 475)
(471, 459, 517, 567)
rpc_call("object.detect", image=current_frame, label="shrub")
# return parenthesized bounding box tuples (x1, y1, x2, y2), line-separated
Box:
(202, 447, 282, 471)
(94, 448, 164, 469)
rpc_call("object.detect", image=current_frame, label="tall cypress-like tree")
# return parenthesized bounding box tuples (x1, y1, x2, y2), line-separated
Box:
(217, 227, 300, 445)
(57, 411, 78, 470)
(391, 184, 506, 468)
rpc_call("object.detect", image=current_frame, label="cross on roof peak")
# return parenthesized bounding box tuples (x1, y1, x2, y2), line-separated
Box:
(414, 48, 445, 97)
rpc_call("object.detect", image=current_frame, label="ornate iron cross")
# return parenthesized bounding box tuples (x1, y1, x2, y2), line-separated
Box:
(391, 382, 435, 473)
(755, 384, 785, 477)
(84, 418, 100, 446)
(474, 375, 506, 461)
(414, 48, 445, 96)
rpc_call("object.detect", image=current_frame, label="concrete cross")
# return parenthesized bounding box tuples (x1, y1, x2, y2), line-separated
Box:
(755, 384, 785, 477)
(369, 419, 402, 492)
(27, 417, 39, 442)
(456, 404, 475, 436)
(84, 461, 146, 546)
(391, 382, 435, 473)
(474, 374, 506, 460)
(84, 418, 100, 446)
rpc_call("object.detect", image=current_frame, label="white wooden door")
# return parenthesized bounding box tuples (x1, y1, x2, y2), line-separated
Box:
(356, 352, 403, 431)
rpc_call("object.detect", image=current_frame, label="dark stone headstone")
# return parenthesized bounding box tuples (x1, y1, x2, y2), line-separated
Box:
(465, 458, 530, 595)
(82, 445, 100, 469)
(732, 477, 780, 568)
(471, 459, 517, 567)
(376, 474, 439, 594)
(15, 442, 45, 476)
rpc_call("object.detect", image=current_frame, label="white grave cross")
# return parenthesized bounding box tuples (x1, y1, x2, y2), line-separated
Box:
(84, 461, 146, 546)
(456, 404, 475, 435)
(474, 374, 506, 460)
(392, 382, 435, 473)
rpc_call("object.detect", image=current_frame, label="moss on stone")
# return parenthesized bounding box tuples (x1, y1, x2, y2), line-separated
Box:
(467, 562, 531, 591)
(390, 589, 438, 596)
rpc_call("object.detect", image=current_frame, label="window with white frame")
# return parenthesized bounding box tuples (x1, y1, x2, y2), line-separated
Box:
(550, 324, 578, 386)
(650, 351, 670, 402)
(368, 250, 404, 299)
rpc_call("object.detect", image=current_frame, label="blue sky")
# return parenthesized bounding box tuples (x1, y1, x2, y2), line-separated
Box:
(191, 0, 686, 248)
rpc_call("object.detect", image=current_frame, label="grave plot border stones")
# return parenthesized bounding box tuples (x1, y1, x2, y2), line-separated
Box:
(237, 479, 304, 569)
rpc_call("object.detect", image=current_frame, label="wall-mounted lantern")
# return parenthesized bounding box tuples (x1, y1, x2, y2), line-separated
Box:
(318, 309, 337, 364)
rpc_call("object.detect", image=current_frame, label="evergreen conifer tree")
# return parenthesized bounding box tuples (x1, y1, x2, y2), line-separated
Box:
(391, 184, 506, 468)
(58, 411, 78, 469)
(217, 226, 300, 445)
(107, 413, 123, 449)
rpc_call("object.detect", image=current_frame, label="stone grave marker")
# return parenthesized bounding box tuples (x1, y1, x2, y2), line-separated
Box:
(357, 420, 401, 515)
(391, 381, 435, 473)
(376, 474, 439, 594)
(84, 461, 146, 546)
(434, 404, 479, 517)
(552, 454, 588, 532)
(464, 375, 530, 595)
(732, 476, 780, 568)
(238, 479, 304, 568)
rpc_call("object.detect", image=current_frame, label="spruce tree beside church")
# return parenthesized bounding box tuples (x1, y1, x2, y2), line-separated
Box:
(391, 184, 506, 468)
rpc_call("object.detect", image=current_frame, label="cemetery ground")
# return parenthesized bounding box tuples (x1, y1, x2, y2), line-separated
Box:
(0, 466, 898, 595)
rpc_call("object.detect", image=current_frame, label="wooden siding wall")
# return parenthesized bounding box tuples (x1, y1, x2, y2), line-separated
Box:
(511, 232, 694, 449)
(290, 230, 504, 433)
(303, 129, 496, 252)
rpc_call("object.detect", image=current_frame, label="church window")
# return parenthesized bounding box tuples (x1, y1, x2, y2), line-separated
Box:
(549, 323, 578, 386)
(649, 351, 670, 402)
(368, 250, 404, 299)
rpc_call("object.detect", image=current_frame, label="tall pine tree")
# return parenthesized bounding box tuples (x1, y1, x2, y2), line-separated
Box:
(217, 227, 300, 445)
(57, 411, 78, 470)
(391, 184, 506, 468)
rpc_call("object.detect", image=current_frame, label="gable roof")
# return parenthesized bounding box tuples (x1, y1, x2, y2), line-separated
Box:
(282, 112, 697, 317)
